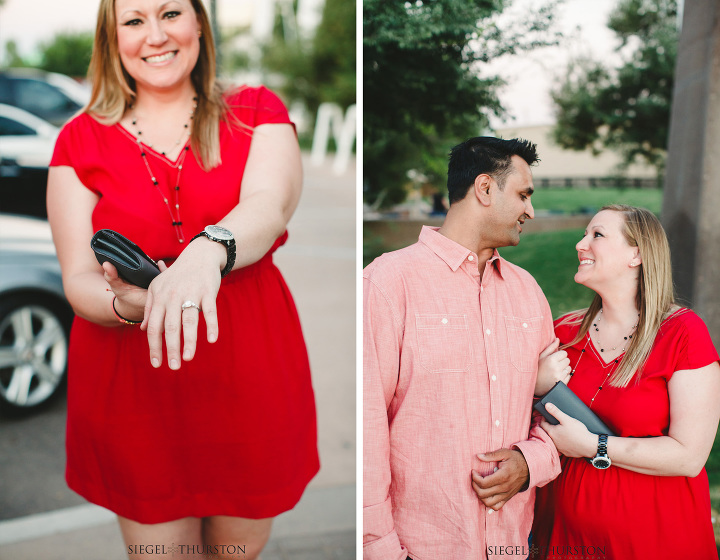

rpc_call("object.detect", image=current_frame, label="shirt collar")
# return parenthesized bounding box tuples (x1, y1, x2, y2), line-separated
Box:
(418, 226, 505, 277)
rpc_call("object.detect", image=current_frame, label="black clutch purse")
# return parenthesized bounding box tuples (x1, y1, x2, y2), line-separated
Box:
(534, 381, 616, 436)
(91, 229, 160, 289)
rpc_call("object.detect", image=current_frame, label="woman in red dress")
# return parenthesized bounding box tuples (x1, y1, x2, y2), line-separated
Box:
(532, 205, 720, 559)
(46, 0, 319, 558)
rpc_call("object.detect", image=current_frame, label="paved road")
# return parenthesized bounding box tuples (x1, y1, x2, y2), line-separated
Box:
(0, 153, 357, 558)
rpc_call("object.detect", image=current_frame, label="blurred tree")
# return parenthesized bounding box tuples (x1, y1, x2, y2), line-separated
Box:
(551, 0, 678, 176)
(38, 32, 94, 78)
(3, 40, 29, 68)
(262, 0, 356, 119)
(364, 0, 560, 207)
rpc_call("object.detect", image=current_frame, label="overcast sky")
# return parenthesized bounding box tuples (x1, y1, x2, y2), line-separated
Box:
(0, 0, 621, 126)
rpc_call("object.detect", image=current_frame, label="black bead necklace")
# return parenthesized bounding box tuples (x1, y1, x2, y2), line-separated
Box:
(571, 310, 640, 408)
(130, 97, 197, 244)
(592, 308, 639, 354)
(570, 335, 623, 408)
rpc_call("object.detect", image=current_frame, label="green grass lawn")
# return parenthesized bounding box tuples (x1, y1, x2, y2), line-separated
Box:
(498, 228, 593, 317)
(531, 187, 663, 214)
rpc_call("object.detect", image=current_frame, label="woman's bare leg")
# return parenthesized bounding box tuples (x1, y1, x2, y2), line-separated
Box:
(202, 516, 273, 560)
(118, 516, 204, 560)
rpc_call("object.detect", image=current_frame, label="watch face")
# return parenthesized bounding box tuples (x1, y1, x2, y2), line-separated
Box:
(592, 456, 611, 470)
(205, 225, 233, 241)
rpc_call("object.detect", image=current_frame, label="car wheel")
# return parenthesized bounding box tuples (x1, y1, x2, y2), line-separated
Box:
(0, 294, 72, 416)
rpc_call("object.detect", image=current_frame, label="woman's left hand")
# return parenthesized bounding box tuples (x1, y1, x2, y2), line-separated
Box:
(141, 238, 225, 370)
(540, 403, 597, 458)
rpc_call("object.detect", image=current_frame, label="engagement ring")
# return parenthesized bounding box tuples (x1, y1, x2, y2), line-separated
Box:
(181, 300, 200, 312)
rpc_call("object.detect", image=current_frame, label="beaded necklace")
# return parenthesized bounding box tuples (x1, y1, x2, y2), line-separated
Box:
(129, 97, 197, 244)
(592, 308, 639, 354)
(570, 336, 622, 408)
(570, 310, 639, 407)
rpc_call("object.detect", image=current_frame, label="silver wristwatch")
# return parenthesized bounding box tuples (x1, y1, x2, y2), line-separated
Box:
(192, 225, 236, 278)
(591, 434, 611, 469)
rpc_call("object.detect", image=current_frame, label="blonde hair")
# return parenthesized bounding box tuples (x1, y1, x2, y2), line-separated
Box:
(86, 0, 228, 170)
(558, 205, 676, 388)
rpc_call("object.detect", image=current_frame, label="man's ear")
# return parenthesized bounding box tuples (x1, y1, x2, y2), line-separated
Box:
(474, 174, 494, 208)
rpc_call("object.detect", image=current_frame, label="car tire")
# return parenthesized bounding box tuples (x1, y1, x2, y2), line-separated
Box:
(0, 293, 73, 416)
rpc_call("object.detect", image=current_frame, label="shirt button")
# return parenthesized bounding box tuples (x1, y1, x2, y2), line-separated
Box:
(486, 329, 491, 335)
(468, 255, 474, 261)
(495, 420, 500, 427)
(491, 375, 497, 381)
(522, 322, 528, 328)
(493, 467, 499, 472)
(487, 509, 494, 515)
(441, 318, 448, 324)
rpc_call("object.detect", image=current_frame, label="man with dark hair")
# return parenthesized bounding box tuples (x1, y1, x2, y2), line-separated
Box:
(364, 137, 560, 560)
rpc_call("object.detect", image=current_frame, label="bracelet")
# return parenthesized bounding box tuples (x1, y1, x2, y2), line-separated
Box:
(112, 296, 141, 325)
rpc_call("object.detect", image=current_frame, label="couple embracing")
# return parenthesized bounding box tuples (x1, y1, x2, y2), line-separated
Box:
(363, 137, 720, 560)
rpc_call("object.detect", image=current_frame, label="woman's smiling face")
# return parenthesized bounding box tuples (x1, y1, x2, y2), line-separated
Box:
(574, 209, 640, 290)
(115, 0, 201, 95)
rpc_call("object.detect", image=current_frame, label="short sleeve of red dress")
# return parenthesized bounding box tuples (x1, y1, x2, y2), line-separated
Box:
(665, 309, 719, 372)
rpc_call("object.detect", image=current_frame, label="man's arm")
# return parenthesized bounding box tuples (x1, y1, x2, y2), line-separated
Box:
(472, 292, 561, 508)
(363, 275, 408, 560)
(512, 292, 561, 490)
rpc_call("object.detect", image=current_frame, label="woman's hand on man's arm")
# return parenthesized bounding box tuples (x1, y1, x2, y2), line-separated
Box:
(535, 337, 571, 397)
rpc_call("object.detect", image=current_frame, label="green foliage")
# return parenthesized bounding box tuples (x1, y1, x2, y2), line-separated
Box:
(551, 0, 678, 174)
(707, 429, 720, 487)
(364, 0, 561, 208)
(2, 40, 29, 68)
(262, 0, 356, 118)
(38, 32, 94, 78)
(306, 0, 355, 110)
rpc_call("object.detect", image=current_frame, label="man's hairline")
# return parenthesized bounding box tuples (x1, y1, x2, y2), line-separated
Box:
(449, 152, 536, 202)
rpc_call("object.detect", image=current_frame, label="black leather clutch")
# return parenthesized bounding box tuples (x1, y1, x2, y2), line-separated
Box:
(91, 229, 160, 289)
(534, 381, 616, 436)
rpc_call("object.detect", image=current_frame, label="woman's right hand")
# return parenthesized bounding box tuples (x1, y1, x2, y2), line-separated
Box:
(535, 338, 571, 397)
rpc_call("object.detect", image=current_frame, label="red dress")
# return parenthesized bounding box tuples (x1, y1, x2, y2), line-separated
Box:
(533, 308, 719, 560)
(50, 86, 319, 523)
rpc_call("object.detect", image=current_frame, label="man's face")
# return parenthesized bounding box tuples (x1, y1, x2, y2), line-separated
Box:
(488, 155, 535, 247)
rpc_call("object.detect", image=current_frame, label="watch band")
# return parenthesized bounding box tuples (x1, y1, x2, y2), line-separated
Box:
(192, 226, 236, 278)
(591, 433, 611, 469)
(598, 433, 608, 455)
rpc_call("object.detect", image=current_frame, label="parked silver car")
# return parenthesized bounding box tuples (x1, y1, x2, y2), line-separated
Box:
(0, 68, 89, 128)
(0, 103, 59, 218)
(0, 213, 72, 415)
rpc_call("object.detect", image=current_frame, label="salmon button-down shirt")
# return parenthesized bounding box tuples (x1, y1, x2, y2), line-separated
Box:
(363, 226, 560, 560)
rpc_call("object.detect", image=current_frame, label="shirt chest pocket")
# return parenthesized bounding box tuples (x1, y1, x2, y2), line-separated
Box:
(504, 316, 543, 373)
(415, 314, 471, 373)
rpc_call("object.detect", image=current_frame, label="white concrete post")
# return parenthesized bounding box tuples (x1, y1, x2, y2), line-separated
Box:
(311, 103, 357, 176)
